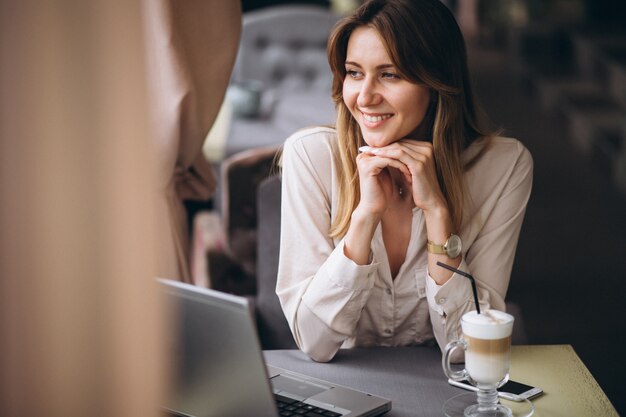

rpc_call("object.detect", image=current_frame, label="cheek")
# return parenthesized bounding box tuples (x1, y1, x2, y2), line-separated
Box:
(407, 90, 430, 122)
(416, 87, 431, 113)
(342, 81, 358, 110)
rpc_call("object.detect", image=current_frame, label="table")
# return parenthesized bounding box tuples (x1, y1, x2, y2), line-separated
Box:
(264, 345, 617, 417)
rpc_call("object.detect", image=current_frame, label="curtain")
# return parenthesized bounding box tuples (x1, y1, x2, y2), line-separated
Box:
(144, 0, 242, 284)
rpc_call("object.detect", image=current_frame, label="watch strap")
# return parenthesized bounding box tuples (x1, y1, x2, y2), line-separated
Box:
(426, 240, 447, 254)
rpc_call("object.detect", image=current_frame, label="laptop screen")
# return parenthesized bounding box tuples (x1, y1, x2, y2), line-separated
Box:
(160, 279, 278, 417)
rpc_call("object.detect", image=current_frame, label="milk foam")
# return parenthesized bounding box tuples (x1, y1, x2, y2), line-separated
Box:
(462, 310, 514, 340)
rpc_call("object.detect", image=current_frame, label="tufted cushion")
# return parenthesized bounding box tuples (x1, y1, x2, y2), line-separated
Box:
(232, 5, 340, 91)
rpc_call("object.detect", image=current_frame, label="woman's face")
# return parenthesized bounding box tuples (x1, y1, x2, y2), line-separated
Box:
(343, 26, 431, 147)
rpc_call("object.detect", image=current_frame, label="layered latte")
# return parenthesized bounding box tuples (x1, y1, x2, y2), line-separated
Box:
(461, 310, 514, 385)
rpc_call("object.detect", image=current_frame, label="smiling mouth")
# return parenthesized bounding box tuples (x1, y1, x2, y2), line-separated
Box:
(361, 111, 393, 122)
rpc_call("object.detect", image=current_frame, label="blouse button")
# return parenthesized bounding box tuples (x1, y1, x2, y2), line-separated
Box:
(385, 288, 392, 295)
(384, 328, 392, 335)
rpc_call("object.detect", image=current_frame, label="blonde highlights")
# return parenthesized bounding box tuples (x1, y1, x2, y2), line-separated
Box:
(330, 104, 362, 237)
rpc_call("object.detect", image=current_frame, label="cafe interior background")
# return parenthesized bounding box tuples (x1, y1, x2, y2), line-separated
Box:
(1, 0, 625, 415)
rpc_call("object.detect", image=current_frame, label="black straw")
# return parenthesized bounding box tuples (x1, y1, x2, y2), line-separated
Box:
(436, 261, 481, 314)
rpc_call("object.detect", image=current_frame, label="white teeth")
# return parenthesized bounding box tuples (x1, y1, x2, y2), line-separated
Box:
(362, 113, 392, 123)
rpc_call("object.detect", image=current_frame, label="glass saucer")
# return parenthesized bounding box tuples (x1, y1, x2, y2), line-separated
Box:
(443, 392, 534, 417)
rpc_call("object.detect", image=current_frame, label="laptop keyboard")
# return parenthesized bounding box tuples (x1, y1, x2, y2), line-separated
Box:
(275, 393, 342, 417)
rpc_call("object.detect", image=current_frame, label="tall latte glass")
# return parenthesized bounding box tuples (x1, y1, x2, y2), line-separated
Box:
(443, 310, 515, 417)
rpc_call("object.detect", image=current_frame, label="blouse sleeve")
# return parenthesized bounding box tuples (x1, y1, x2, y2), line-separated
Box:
(425, 140, 534, 352)
(276, 129, 376, 362)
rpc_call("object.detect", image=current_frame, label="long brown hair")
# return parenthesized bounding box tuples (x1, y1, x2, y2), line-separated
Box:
(327, 0, 495, 238)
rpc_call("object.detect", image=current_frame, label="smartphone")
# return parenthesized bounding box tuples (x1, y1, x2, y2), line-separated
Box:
(448, 379, 543, 401)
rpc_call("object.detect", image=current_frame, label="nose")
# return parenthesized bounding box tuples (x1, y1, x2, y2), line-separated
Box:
(357, 77, 381, 108)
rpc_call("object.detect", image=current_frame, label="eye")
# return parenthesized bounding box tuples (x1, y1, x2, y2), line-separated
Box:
(346, 69, 362, 79)
(381, 72, 400, 80)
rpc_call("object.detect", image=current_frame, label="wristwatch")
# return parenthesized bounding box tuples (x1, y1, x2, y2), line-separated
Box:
(427, 234, 462, 258)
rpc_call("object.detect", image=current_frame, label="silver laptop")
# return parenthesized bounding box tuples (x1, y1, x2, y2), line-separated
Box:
(159, 278, 391, 417)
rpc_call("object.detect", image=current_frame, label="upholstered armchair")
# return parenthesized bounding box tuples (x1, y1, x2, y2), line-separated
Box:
(223, 5, 340, 156)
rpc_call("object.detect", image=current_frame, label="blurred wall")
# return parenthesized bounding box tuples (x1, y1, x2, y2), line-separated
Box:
(0, 1, 165, 416)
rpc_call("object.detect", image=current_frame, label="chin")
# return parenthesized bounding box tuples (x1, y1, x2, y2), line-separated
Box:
(359, 129, 384, 145)
(362, 137, 385, 147)
(362, 133, 396, 147)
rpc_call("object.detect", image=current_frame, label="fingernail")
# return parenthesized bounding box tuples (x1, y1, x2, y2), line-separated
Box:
(358, 146, 371, 153)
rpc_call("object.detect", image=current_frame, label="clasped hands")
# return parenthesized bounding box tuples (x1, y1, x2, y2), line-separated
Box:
(356, 139, 447, 217)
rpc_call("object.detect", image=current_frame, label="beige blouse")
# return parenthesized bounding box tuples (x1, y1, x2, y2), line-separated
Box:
(276, 126, 533, 362)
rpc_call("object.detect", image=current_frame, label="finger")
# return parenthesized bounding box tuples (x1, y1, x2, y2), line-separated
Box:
(393, 141, 438, 169)
(360, 154, 411, 180)
(398, 139, 433, 151)
(369, 145, 428, 168)
(396, 140, 435, 160)
(374, 144, 440, 188)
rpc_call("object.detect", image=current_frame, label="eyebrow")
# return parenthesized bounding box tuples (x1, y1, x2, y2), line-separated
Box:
(344, 61, 396, 70)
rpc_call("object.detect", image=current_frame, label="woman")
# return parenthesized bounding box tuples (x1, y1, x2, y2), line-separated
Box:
(277, 0, 533, 362)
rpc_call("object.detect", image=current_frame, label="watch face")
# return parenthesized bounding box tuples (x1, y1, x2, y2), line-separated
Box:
(446, 234, 462, 258)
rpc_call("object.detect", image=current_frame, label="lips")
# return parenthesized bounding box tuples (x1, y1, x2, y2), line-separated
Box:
(360, 111, 393, 126)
